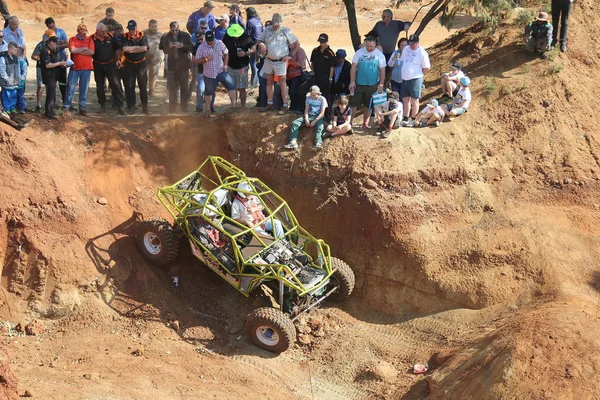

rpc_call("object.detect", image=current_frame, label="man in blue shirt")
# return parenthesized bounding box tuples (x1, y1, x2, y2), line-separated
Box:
(186, 1, 216, 34)
(3, 16, 25, 57)
(43, 18, 69, 105)
(245, 7, 263, 86)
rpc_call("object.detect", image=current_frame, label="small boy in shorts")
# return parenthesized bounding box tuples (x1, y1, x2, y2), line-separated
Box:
(443, 76, 471, 119)
(415, 98, 445, 127)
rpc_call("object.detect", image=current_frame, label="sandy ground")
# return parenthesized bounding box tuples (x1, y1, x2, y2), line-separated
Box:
(1, 0, 600, 399)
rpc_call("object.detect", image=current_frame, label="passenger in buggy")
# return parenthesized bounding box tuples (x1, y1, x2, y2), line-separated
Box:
(231, 181, 285, 239)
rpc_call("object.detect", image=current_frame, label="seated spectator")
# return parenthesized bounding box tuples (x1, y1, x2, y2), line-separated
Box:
(415, 98, 444, 127)
(324, 95, 352, 137)
(440, 60, 464, 99)
(286, 44, 308, 113)
(387, 38, 407, 95)
(443, 76, 471, 118)
(525, 12, 553, 59)
(375, 90, 402, 138)
(284, 85, 327, 150)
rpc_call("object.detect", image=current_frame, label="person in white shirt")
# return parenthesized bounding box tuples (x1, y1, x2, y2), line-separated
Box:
(231, 181, 285, 239)
(415, 98, 445, 127)
(376, 91, 402, 138)
(399, 34, 430, 127)
(443, 76, 471, 118)
(440, 60, 464, 99)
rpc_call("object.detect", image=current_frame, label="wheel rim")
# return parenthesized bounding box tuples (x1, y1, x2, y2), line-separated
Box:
(256, 325, 280, 346)
(143, 232, 162, 255)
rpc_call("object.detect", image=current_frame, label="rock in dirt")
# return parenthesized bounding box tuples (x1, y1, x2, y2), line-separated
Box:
(542, 100, 552, 108)
(97, 197, 108, 205)
(364, 178, 378, 189)
(14, 323, 24, 333)
(25, 320, 44, 336)
(132, 346, 144, 357)
(23, 389, 33, 397)
(370, 361, 397, 382)
(170, 320, 180, 333)
(298, 334, 312, 345)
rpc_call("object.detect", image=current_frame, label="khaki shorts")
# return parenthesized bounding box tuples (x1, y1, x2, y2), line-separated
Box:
(262, 57, 287, 76)
(350, 83, 378, 108)
(228, 66, 249, 89)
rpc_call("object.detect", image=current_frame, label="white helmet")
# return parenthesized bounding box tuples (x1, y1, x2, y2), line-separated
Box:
(237, 181, 253, 198)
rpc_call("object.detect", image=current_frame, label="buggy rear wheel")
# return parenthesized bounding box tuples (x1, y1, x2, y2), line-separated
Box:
(245, 308, 296, 353)
(328, 257, 355, 301)
(136, 219, 180, 266)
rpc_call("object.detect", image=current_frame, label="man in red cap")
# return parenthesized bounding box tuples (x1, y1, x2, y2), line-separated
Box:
(525, 12, 553, 59)
(66, 23, 95, 115)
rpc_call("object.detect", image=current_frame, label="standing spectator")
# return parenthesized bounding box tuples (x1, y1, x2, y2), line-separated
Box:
(257, 13, 299, 114)
(229, 4, 245, 29)
(32, 32, 53, 113)
(310, 33, 335, 104)
(0, 42, 24, 115)
(245, 7, 262, 86)
(348, 36, 386, 128)
(186, 1, 216, 34)
(44, 18, 69, 105)
(331, 49, 351, 102)
(415, 98, 444, 127)
(387, 37, 407, 97)
(99, 7, 120, 35)
(40, 36, 67, 120)
(399, 34, 430, 127)
(439, 60, 464, 100)
(0, 1, 9, 26)
(215, 15, 229, 40)
(0, 30, 6, 52)
(188, 20, 210, 107)
(222, 23, 254, 107)
(3, 16, 25, 56)
(91, 22, 125, 114)
(195, 30, 235, 117)
(120, 20, 150, 114)
(284, 85, 327, 150)
(525, 12, 553, 59)
(375, 91, 402, 137)
(16, 52, 26, 113)
(160, 21, 193, 112)
(66, 24, 95, 116)
(191, 31, 211, 112)
(324, 95, 352, 138)
(144, 19, 163, 96)
(552, 0, 572, 52)
(443, 76, 471, 119)
(369, 9, 410, 87)
(286, 44, 308, 113)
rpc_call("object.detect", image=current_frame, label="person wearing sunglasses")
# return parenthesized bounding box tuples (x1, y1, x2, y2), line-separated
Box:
(159, 21, 193, 112)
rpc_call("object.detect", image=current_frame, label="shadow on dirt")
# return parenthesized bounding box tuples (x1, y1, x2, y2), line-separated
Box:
(84, 212, 281, 358)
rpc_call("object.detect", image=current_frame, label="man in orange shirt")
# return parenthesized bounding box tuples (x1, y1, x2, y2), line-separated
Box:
(66, 23, 95, 115)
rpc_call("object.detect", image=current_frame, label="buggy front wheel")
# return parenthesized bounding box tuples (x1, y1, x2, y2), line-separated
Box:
(245, 308, 296, 353)
(135, 219, 180, 266)
(328, 257, 355, 302)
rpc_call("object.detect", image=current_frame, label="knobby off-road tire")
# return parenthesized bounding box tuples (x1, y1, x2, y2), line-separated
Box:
(328, 257, 355, 302)
(245, 307, 296, 353)
(135, 219, 180, 266)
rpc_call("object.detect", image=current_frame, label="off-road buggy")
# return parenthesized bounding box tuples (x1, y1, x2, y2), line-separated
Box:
(135, 156, 355, 352)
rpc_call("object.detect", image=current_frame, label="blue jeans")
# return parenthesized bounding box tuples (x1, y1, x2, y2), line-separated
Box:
(16, 87, 25, 112)
(196, 73, 216, 112)
(1, 87, 17, 112)
(249, 54, 259, 86)
(287, 76, 302, 111)
(203, 71, 235, 96)
(256, 218, 285, 239)
(65, 69, 92, 110)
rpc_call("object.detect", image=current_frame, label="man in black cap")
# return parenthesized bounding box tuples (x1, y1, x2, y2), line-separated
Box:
(331, 48, 351, 102)
(91, 22, 125, 114)
(159, 21, 193, 112)
(119, 19, 150, 114)
(40, 36, 67, 120)
(310, 33, 335, 104)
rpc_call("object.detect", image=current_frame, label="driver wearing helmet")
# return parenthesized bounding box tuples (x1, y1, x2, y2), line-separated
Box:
(231, 181, 285, 239)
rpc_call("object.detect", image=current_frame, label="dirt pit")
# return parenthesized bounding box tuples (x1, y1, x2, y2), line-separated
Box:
(2, 0, 600, 398)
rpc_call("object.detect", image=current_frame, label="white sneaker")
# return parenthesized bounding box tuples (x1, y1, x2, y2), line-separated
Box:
(284, 140, 298, 149)
(407, 119, 417, 128)
(401, 119, 410, 127)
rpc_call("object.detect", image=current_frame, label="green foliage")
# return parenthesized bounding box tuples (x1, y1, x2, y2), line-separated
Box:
(546, 47, 559, 61)
(547, 62, 563, 74)
(515, 9, 532, 26)
(485, 77, 497, 96)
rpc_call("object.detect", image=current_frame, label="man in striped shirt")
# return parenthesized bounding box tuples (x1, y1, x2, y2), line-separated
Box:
(195, 30, 235, 117)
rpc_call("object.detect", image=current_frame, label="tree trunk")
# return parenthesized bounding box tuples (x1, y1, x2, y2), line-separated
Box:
(343, 0, 362, 51)
(413, 0, 451, 36)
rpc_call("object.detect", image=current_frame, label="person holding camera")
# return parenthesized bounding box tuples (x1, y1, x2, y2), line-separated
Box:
(159, 21, 193, 112)
(222, 23, 254, 107)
